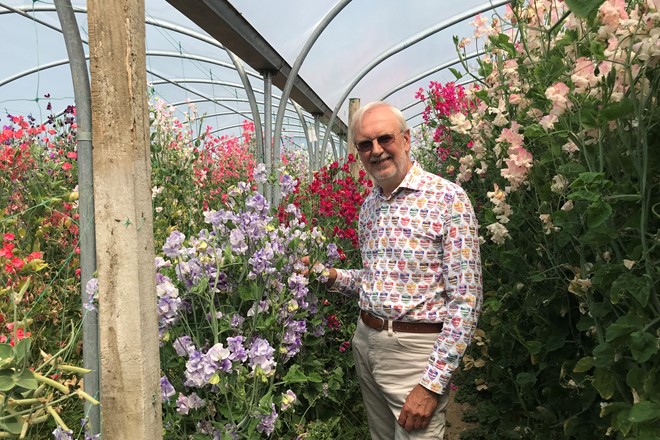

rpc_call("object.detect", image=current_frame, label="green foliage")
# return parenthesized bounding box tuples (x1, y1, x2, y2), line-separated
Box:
(415, 0, 660, 438)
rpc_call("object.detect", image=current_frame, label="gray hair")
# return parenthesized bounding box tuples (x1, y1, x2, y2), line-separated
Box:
(350, 101, 408, 143)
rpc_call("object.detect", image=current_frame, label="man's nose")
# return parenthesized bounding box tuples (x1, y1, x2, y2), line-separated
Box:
(370, 138, 385, 155)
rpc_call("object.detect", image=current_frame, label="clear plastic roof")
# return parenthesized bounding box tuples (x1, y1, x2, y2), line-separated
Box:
(0, 0, 503, 143)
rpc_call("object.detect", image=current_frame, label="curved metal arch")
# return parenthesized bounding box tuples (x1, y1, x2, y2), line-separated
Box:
(319, 0, 512, 158)
(1, 3, 270, 148)
(272, 0, 352, 178)
(171, 96, 306, 123)
(147, 51, 260, 80)
(0, 50, 262, 89)
(378, 50, 484, 101)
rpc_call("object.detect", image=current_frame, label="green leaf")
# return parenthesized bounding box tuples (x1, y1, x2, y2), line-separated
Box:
(238, 284, 258, 302)
(611, 273, 652, 307)
(0, 343, 13, 363)
(0, 370, 16, 391)
(523, 124, 547, 138)
(515, 372, 536, 387)
(13, 337, 31, 365)
(307, 372, 323, 383)
(448, 67, 463, 80)
(573, 357, 594, 373)
(593, 343, 615, 367)
(0, 415, 24, 435)
(526, 341, 542, 355)
(630, 331, 658, 363)
(593, 367, 615, 400)
(567, 188, 600, 202)
(564, 0, 605, 18)
(628, 401, 660, 423)
(483, 297, 502, 312)
(16, 369, 37, 390)
(586, 201, 612, 228)
(600, 98, 635, 121)
(282, 365, 308, 384)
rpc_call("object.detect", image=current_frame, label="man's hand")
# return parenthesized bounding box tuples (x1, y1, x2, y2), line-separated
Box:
(397, 384, 439, 432)
(299, 256, 337, 287)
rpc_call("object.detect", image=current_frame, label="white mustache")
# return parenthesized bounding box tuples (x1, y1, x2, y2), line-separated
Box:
(369, 155, 391, 163)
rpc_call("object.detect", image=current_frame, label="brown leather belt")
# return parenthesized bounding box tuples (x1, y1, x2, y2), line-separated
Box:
(360, 310, 443, 334)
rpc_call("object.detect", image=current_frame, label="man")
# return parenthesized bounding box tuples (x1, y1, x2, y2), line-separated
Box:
(325, 101, 482, 439)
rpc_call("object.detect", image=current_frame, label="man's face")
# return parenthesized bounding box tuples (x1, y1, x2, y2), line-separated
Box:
(355, 107, 412, 195)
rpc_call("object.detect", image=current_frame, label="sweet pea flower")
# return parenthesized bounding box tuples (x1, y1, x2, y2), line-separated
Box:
(160, 375, 176, 401)
(163, 231, 186, 258)
(256, 403, 278, 436)
(248, 337, 276, 374)
(281, 390, 297, 411)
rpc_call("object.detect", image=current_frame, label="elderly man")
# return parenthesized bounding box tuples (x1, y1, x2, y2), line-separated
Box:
(325, 101, 482, 439)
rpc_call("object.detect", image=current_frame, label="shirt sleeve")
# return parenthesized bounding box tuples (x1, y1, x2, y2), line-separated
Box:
(419, 188, 483, 395)
(327, 268, 361, 298)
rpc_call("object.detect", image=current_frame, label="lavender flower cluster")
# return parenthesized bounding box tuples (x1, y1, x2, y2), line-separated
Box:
(155, 177, 335, 438)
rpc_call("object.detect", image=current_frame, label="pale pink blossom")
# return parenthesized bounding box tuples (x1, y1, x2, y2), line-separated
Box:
(550, 174, 569, 194)
(571, 57, 600, 93)
(496, 121, 524, 149)
(500, 145, 533, 190)
(449, 112, 472, 134)
(508, 94, 522, 105)
(545, 82, 572, 114)
(632, 27, 660, 62)
(539, 113, 559, 131)
(486, 222, 511, 244)
(598, 0, 629, 28)
(562, 140, 580, 154)
(489, 98, 509, 126)
(470, 14, 490, 39)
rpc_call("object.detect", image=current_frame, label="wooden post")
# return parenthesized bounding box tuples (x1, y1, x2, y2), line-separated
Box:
(348, 98, 361, 181)
(87, 1, 163, 438)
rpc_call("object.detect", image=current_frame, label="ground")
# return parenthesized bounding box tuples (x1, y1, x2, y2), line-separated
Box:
(445, 388, 478, 440)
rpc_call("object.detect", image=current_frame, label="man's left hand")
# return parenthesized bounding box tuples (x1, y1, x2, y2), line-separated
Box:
(397, 384, 439, 431)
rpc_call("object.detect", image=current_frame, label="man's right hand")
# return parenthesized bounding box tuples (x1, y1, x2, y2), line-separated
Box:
(299, 256, 337, 287)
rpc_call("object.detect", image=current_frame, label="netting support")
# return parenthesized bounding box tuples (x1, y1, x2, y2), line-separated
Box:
(53, 0, 100, 434)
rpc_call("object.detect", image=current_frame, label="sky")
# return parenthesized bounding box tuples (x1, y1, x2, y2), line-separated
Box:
(0, 0, 501, 140)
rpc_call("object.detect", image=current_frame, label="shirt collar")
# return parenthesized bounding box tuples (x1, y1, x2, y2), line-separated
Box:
(375, 161, 425, 198)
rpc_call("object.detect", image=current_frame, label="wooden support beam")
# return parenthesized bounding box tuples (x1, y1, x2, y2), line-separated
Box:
(87, 0, 163, 438)
(348, 98, 361, 181)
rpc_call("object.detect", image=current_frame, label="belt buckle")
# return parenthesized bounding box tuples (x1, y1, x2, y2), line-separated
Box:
(373, 314, 386, 331)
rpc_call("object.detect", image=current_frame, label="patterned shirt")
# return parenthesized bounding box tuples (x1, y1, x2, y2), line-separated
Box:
(331, 162, 482, 394)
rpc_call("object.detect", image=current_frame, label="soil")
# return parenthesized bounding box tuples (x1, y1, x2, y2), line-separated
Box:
(444, 388, 479, 440)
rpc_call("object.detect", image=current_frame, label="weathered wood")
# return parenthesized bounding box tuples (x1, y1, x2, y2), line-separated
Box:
(87, 0, 162, 437)
(348, 98, 362, 181)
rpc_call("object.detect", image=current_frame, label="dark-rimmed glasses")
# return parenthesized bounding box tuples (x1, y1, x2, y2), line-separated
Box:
(355, 131, 402, 152)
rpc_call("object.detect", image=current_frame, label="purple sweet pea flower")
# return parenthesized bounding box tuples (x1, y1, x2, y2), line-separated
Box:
(256, 403, 279, 436)
(280, 173, 297, 198)
(176, 392, 205, 415)
(160, 375, 176, 401)
(163, 231, 186, 257)
(248, 337, 276, 374)
(84, 278, 98, 312)
(253, 163, 267, 183)
(52, 427, 73, 440)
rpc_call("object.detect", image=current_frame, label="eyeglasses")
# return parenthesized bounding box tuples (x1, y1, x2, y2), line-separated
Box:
(355, 131, 402, 152)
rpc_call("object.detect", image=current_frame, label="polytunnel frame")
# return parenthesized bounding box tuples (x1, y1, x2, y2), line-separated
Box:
(1, 0, 510, 435)
(0, 3, 326, 155)
(318, 0, 513, 159)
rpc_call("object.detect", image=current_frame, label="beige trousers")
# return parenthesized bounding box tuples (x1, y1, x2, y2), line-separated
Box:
(352, 318, 450, 440)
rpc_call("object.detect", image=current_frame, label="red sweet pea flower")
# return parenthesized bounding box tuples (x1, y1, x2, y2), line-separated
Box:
(0, 242, 14, 258)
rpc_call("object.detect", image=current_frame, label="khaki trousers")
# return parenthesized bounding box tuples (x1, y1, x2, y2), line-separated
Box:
(352, 318, 450, 440)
